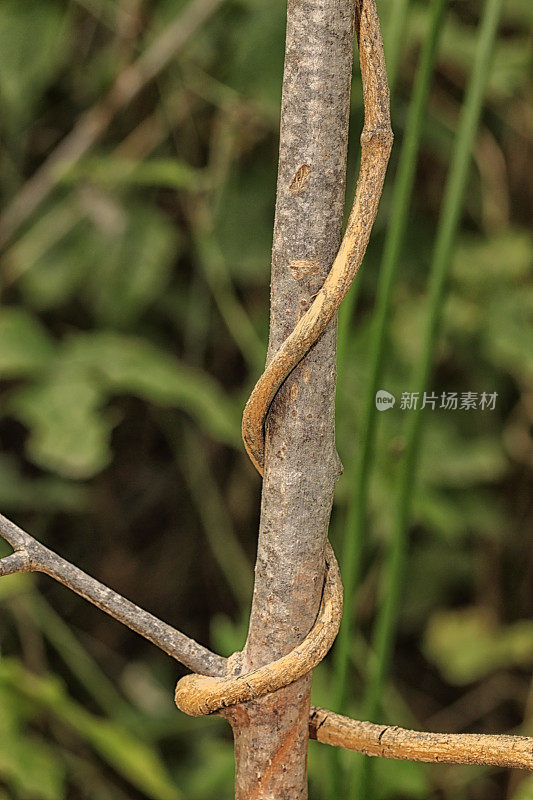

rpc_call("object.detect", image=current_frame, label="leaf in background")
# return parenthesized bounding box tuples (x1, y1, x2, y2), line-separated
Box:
(365, 411, 509, 545)
(0, 671, 66, 800)
(442, 294, 483, 340)
(372, 757, 429, 800)
(0, 0, 69, 127)
(0, 454, 89, 512)
(84, 205, 178, 328)
(0, 571, 33, 602)
(0, 735, 66, 800)
(512, 776, 533, 800)
(424, 608, 533, 684)
(64, 331, 241, 446)
(401, 542, 472, 630)
(179, 736, 234, 800)
(17, 220, 100, 311)
(64, 714, 184, 800)
(410, 8, 531, 99)
(6, 328, 239, 479)
(420, 424, 508, 488)
(0, 308, 55, 378)
(505, 0, 533, 26)
(0, 660, 183, 800)
(0, 672, 35, 730)
(60, 157, 203, 191)
(452, 230, 532, 290)
(483, 288, 533, 381)
(17, 205, 178, 326)
(210, 613, 248, 658)
(413, 488, 506, 542)
(9, 366, 113, 479)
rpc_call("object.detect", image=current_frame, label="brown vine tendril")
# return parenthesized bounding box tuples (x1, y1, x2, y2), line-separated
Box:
(175, 0, 392, 715)
(0, 0, 527, 772)
(175, 542, 343, 716)
(242, 0, 393, 477)
(172, 1, 533, 772)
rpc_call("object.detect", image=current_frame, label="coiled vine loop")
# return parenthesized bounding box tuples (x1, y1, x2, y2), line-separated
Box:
(175, 0, 393, 717)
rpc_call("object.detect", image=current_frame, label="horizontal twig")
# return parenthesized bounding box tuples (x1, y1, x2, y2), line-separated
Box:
(309, 707, 533, 771)
(0, 513, 226, 677)
(1, 511, 530, 773)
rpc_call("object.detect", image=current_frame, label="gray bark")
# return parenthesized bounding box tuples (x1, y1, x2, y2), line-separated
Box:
(225, 1, 356, 796)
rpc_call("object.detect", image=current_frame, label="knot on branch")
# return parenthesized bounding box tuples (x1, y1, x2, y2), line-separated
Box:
(174, 542, 343, 716)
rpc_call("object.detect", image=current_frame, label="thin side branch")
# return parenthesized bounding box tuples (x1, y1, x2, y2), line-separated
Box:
(2, 512, 530, 774)
(309, 708, 533, 771)
(0, 514, 226, 677)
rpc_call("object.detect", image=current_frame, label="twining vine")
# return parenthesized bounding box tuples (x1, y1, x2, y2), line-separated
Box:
(0, 0, 531, 775)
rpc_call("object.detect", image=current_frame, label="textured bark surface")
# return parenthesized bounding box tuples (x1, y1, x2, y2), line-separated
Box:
(175, 545, 342, 716)
(225, 1, 355, 796)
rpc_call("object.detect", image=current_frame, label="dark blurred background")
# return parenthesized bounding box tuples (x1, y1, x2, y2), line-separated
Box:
(0, 0, 531, 798)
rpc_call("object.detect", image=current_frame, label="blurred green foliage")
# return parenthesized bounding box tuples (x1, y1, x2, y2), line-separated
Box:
(0, 0, 531, 798)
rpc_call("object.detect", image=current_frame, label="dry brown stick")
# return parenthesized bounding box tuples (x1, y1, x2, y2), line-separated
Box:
(226, 0, 357, 794)
(309, 708, 533, 771)
(0, 0, 223, 248)
(227, 0, 391, 795)
(0, 513, 226, 677)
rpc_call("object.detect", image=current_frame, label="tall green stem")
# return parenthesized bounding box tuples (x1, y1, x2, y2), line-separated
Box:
(357, 0, 504, 795)
(334, 0, 447, 725)
(384, 0, 411, 91)
(328, 0, 447, 793)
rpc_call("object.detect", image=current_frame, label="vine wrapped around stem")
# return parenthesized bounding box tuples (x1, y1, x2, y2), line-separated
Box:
(2, 516, 530, 771)
(0, 0, 530, 777)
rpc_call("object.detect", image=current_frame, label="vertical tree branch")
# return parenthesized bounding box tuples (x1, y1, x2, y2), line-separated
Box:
(225, 0, 356, 796)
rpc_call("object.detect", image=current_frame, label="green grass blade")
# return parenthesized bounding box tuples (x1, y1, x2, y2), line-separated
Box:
(31, 594, 133, 720)
(356, 0, 505, 795)
(157, 412, 253, 610)
(384, 0, 411, 91)
(328, 0, 447, 792)
(337, 280, 362, 379)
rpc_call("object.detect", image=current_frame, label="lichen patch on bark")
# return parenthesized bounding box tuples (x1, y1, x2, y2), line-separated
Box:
(289, 259, 321, 281)
(289, 164, 312, 195)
